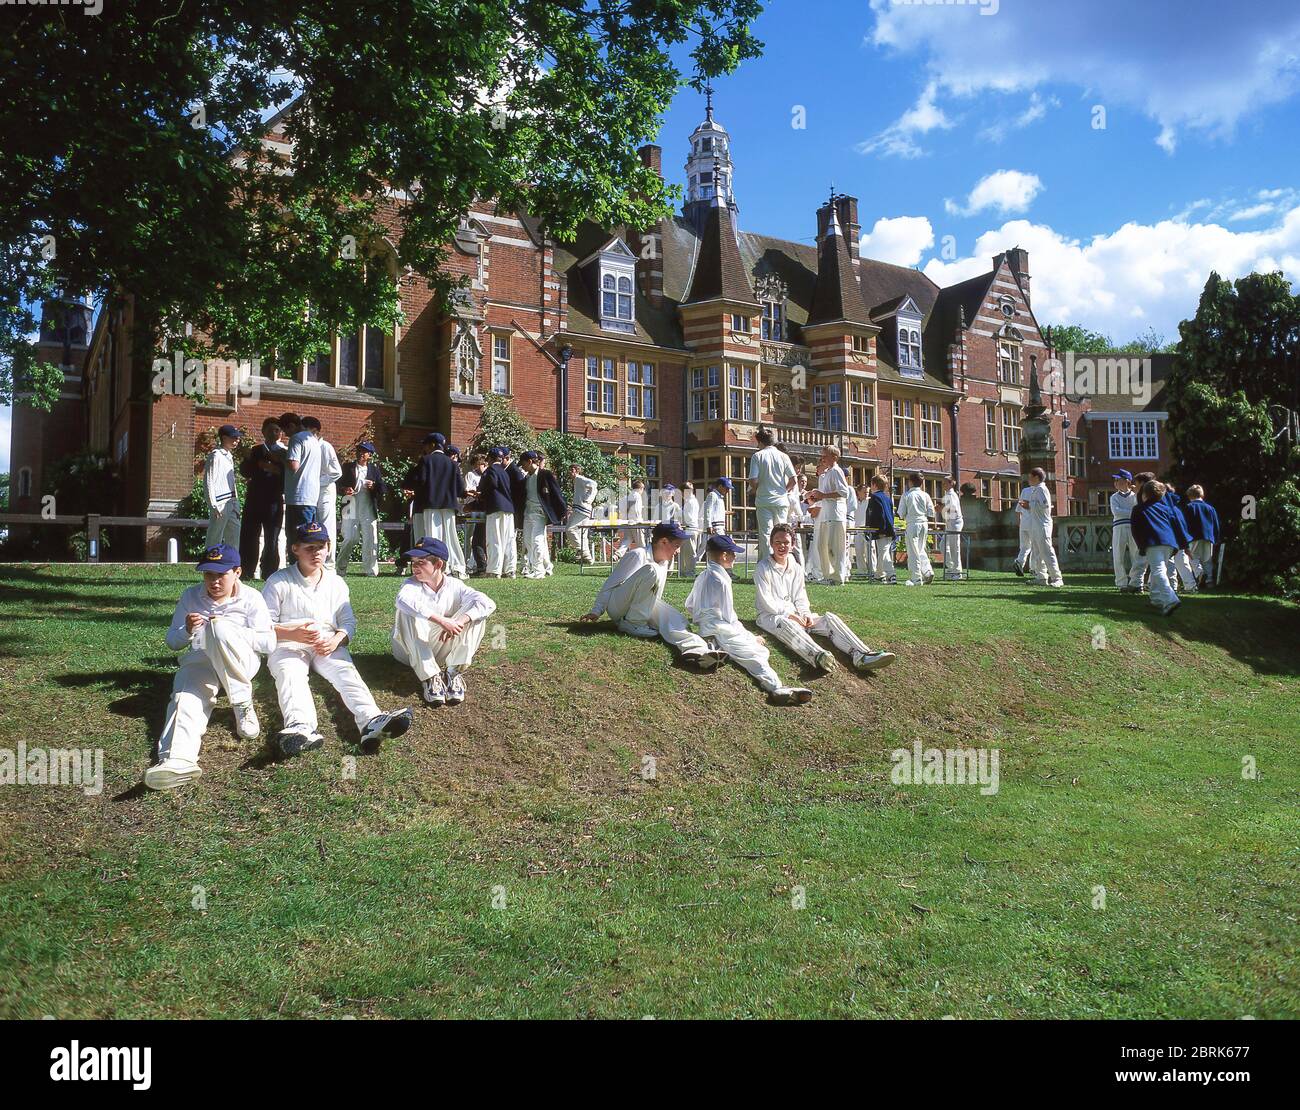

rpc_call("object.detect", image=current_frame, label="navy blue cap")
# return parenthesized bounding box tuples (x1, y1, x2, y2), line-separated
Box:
(294, 521, 331, 545)
(197, 543, 240, 572)
(217, 424, 241, 440)
(358, 441, 377, 454)
(446, 444, 460, 457)
(1112, 469, 1133, 481)
(713, 477, 733, 491)
(422, 432, 444, 447)
(519, 450, 540, 462)
(663, 483, 677, 492)
(651, 521, 689, 545)
(706, 534, 743, 555)
(495, 444, 512, 455)
(404, 536, 449, 561)
(488, 447, 506, 460)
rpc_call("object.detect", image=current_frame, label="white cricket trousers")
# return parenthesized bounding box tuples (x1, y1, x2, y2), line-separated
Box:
(1112, 522, 1142, 588)
(416, 508, 466, 576)
(680, 529, 699, 575)
(391, 610, 488, 681)
(943, 527, 963, 578)
(816, 520, 847, 584)
(206, 501, 241, 548)
(904, 522, 932, 583)
(854, 528, 872, 577)
(604, 564, 709, 658)
(338, 498, 380, 577)
(157, 620, 261, 765)
(522, 509, 553, 577)
(697, 618, 783, 692)
(756, 502, 790, 562)
(756, 611, 871, 666)
(1168, 549, 1197, 590)
(1029, 521, 1063, 585)
(567, 508, 593, 561)
(1016, 514, 1034, 570)
(1145, 545, 1179, 609)
(268, 641, 381, 737)
(1189, 539, 1214, 583)
(486, 511, 517, 577)
(873, 535, 897, 582)
(317, 487, 338, 568)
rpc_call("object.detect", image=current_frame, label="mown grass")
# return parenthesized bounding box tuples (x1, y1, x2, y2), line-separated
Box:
(0, 562, 1296, 1018)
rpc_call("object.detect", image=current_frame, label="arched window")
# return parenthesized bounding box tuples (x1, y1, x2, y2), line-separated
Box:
(455, 327, 481, 396)
(17, 467, 32, 499)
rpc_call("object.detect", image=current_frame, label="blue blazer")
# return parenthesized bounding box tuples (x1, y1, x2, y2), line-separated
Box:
(408, 450, 465, 512)
(340, 460, 386, 504)
(475, 462, 516, 516)
(866, 490, 896, 536)
(1131, 498, 1192, 554)
(515, 468, 568, 525)
(1183, 500, 1220, 543)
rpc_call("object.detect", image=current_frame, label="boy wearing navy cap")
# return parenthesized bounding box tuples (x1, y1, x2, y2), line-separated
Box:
(338, 441, 386, 577)
(143, 544, 275, 790)
(580, 521, 723, 670)
(685, 534, 814, 705)
(204, 424, 243, 548)
(392, 537, 497, 705)
(477, 446, 519, 577)
(1109, 470, 1142, 591)
(1130, 480, 1192, 615)
(1183, 484, 1220, 588)
(263, 522, 413, 754)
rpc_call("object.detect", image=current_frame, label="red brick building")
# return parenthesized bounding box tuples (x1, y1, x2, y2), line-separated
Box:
(11, 102, 1109, 552)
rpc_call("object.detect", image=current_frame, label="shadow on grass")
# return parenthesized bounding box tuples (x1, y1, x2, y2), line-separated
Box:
(944, 586, 1300, 676)
(53, 668, 172, 744)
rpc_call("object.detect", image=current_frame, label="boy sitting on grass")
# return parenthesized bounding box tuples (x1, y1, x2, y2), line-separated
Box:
(144, 543, 275, 792)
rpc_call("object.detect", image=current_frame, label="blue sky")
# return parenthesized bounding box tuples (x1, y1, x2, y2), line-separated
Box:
(6, 0, 1300, 472)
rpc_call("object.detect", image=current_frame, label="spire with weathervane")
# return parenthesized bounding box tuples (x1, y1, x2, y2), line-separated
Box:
(684, 85, 737, 230)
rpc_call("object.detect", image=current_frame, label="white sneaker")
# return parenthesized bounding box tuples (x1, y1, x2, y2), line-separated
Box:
(445, 671, 466, 705)
(422, 673, 446, 706)
(232, 703, 261, 740)
(360, 708, 414, 752)
(144, 758, 202, 791)
(853, 650, 896, 673)
(770, 686, 814, 706)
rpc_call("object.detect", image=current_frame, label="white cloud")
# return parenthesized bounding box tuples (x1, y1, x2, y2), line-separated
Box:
(867, 0, 1300, 153)
(859, 215, 935, 266)
(945, 170, 1043, 217)
(920, 205, 1300, 341)
(855, 80, 953, 159)
(978, 91, 1060, 144)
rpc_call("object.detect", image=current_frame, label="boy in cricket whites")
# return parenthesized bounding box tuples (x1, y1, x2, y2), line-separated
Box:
(940, 477, 964, 581)
(337, 441, 386, 577)
(392, 537, 497, 706)
(203, 423, 242, 548)
(1109, 469, 1143, 592)
(143, 543, 275, 791)
(263, 522, 413, 755)
(681, 481, 702, 574)
(1019, 468, 1064, 587)
(806, 445, 850, 585)
(685, 534, 814, 706)
(755, 525, 895, 675)
(580, 521, 725, 671)
(304, 417, 343, 568)
(1182, 484, 1220, 588)
(897, 472, 935, 586)
(519, 450, 566, 579)
(565, 462, 598, 564)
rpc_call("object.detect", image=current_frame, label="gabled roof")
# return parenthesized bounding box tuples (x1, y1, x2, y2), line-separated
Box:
(683, 205, 757, 306)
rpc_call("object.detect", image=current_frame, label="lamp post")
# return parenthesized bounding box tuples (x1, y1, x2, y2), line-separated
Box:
(556, 343, 574, 432)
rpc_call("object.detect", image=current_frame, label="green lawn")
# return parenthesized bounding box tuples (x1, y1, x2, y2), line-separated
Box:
(0, 562, 1296, 1018)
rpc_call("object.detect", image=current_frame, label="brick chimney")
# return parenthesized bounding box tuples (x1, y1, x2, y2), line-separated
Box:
(995, 246, 1030, 306)
(634, 144, 665, 306)
(834, 195, 860, 260)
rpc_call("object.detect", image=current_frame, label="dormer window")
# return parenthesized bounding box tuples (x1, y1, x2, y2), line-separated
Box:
(755, 274, 787, 342)
(898, 322, 922, 372)
(582, 237, 638, 334)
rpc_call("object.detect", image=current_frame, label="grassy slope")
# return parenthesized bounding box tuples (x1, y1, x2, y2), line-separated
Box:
(0, 563, 1296, 1019)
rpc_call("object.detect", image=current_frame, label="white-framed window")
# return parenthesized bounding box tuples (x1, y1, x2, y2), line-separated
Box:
(731, 313, 752, 333)
(998, 337, 1022, 385)
(586, 355, 617, 414)
(985, 405, 997, 452)
(898, 323, 922, 372)
(893, 398, 916, 447)
(1068, 437, 1085, 478)
(728, 364, 757, 422)
(761, 299, 784, 341)
(812, 382, 843, 431)
(1108, 417, 1159, 460)
(920, 402, 942, 450)
(490, 334, 511, 394)
(1002, 405, 1021, 454)
(691, 365, 721, 422)
(849, 380, 875, 436)
(455, 328, 480, 395)
(627, 361, 656, 419)
(602, 272, 633, 323)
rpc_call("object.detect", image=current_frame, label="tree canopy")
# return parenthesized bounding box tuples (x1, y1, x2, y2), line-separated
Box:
(0, 0, 763, 407)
